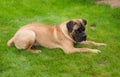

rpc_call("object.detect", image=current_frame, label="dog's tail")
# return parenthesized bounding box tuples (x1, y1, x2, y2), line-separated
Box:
(7, 37, 14, 46)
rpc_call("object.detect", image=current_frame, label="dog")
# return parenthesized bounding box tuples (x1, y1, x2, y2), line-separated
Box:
(7, 19, 106, 54)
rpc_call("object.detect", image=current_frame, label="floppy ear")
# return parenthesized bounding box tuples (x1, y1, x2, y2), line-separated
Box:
(82, 19, 87, 25)
(66, 21, 74, 32)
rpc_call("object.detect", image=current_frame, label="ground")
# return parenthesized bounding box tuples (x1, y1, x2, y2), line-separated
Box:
(0, 0, 120, 77)
(97, 0, 120, 8)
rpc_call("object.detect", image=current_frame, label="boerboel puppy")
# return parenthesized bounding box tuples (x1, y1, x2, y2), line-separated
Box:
(7, 19, 106, 54)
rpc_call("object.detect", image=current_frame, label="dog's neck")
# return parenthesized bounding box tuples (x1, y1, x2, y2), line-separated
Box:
(60, 24, 76, 43)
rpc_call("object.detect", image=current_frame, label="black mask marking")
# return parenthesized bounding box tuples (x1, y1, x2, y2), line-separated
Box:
(72, 29, 87, 42)
(82, 19, 87, 25)
(66, 21, 75, 32)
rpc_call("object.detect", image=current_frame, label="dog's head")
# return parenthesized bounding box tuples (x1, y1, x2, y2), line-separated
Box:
(66, 19, 87, 42)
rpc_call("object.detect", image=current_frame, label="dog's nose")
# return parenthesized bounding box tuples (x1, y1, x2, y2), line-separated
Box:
(82, 34, 87, 41)
(83, 34, 86, 39)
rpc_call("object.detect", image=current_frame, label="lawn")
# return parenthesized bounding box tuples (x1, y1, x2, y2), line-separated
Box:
(0, 0, 120, 77)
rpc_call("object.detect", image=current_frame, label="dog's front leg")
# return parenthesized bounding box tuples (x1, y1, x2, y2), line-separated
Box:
(80, 41, 106, 46)
(62, 47, 101, 54)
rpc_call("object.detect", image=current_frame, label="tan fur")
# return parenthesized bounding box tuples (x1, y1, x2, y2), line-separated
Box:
(7, 37, 14, 46)
(7, 19, 106, 53)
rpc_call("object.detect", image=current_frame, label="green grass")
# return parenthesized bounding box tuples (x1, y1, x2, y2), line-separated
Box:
(0, 0, 120, 77)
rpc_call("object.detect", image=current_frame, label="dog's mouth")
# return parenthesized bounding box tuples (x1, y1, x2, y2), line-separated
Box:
(72, 31, 87, 42)
(74, 37, 86, 43)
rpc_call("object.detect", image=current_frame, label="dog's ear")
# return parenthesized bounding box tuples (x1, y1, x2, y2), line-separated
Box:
(66, 21, 74, 32)
(82, 19, 87, 25)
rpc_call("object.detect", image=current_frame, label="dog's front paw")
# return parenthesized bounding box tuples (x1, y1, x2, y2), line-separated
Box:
(90, 49, 101, 53)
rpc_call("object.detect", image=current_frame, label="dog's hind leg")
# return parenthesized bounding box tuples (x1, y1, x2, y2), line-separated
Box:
(14, 30, 41, 53)
(27, 48, 42, 53)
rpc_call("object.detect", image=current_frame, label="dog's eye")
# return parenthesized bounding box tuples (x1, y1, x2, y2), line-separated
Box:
(82, 28, 85, 31)
(81, 26, 85, 31)
(75, 29, 81, 33)
(75, 30, 80, 33)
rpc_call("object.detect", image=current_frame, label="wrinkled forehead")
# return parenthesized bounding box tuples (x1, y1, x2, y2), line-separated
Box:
(65, 19, 87, 33)
(72, 19, 85, 26)
(72, 19, 82, 23)
(72, 19, 85, 29)
(72, 19, 83, 23)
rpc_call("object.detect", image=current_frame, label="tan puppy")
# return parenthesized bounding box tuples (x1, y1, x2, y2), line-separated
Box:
(7, 19, 106, 53)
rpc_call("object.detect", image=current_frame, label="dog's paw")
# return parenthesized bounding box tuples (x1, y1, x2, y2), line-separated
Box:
(91, 49, 101, 53)
(34, 50, 42, 53)
(28, 49, 42, 53)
